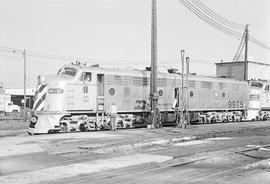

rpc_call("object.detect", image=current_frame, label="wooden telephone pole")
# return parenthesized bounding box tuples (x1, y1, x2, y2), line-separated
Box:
(23, 50, 27, 121)
(150, 0, 160, 128)
(244, 24, 249, 81)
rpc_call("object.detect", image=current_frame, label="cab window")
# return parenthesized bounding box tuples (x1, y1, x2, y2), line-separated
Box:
(58, 67, 77, 77)
(80, 72, 92, 82)
(250, 82, 263, 88)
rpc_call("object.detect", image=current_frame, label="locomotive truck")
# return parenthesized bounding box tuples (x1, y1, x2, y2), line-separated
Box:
(27, 62, 269, 134)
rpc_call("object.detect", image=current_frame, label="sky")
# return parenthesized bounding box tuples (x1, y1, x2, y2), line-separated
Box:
(0, 0, 270, 88)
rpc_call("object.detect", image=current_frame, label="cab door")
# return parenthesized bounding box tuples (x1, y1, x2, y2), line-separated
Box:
(96, 74, 105, 112)
(79, 72, 94, 111)
(97, 74, 104, 96)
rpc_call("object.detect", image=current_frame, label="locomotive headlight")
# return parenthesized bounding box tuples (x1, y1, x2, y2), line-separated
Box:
(48, 88, 64, 94)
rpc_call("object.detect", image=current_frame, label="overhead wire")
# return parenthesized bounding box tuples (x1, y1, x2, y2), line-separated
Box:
(0, 45, 125, 64)
(177, 0, 270, 51)
(249, 36, 270, 50)
(1, 1, 269, 66)
(177, 0, 243, 39)
(0, 44, 155, 69)
(191, 0, 245, 30)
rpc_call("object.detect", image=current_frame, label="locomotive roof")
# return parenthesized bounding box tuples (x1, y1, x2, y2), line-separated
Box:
(63, 63, 246, 84)
(64, 63, 146, 75)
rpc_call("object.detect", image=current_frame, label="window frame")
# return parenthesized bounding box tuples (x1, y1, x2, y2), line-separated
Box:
(80, 72, 92, 82)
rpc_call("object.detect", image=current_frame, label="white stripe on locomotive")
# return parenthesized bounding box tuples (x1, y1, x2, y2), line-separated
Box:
(33, 84, 47, 111)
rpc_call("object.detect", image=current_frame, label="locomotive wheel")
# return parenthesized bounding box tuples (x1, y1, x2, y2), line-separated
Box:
(79, 123, 87, 132)
(131, 119, 135, 128)
(143, 114, 151, 127)
(117, 120, 124, 128)
(201, 117, 206, 124)
(60, 123, 69, 133)
(107, 121, 112, 130)
(94, 122, 98, 131)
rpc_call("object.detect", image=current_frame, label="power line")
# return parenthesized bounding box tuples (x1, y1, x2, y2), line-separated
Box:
(0, 43, 228, 67)
(191, 0, 245, 30)
(0, 45, 147, 64)
(249, 36, 270, 50)
(177, 0, 243, 39)
(177, 0, 270, 51)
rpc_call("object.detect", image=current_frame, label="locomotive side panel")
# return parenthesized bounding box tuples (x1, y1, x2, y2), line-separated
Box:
(64, 71, 97, 113)
(103, 73, 179, 113)
(104, 74, 150, 113)
(260, 83, 270, 111)
(65, 83, 97, 112)
(226, 83, 248, 110)
(187, 80, 229, 111)
(162, 76, 181, 111)
(188, 77, 248, 111)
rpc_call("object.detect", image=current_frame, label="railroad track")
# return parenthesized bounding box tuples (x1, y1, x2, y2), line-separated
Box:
(46, 143, 270, 184)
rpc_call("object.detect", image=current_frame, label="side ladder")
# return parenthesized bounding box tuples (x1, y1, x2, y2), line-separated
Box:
(96, 96, 105, 125)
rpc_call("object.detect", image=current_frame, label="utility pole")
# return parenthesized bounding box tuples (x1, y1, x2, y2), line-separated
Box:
(244, 24, 249, 81)
(180, 50, 185, 128)
(150, 0, 159, 128)
(177, 50, 185, 128)
(23, 50, 27, 121)
(186, 57, 190, 125)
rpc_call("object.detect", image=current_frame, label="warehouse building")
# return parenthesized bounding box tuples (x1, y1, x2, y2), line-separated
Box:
(215, 60, 270, 81)
(3, 88, 35, 109)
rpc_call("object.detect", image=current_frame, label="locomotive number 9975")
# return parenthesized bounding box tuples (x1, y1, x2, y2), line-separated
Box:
(228, 100, 244, 108)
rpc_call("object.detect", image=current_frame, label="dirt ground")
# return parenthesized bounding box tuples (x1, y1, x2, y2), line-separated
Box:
(0, 120, 28, 130)
(0, 113, 28, 130)
(0, 121, 270, 184)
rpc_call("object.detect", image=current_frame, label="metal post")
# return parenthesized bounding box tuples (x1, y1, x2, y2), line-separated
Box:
(23, 50, 27, 121)
(244, 24, 249, 81)
(186, 57, 190, 125)
(96, 112, 98, 127)
(150, 0, 159, 128)
(178, 50, 185, 128)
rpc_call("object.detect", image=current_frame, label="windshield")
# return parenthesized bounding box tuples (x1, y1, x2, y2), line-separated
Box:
(250, 81, 263, 88)
(58, 67, 77, 77)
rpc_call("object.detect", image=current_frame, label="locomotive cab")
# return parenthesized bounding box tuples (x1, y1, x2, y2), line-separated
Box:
(28, 64, 101, 134)
(246, 80, 266, 121)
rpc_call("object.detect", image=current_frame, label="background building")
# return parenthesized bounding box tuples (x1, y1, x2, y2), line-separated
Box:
(216, 61, 270, 81)
(4, 88, 35, 109)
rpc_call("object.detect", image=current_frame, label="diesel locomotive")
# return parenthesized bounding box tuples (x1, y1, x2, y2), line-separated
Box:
(27, 62, 270, 134)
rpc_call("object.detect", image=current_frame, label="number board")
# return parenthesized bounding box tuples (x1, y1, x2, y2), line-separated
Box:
(227, 100, 243, 108)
